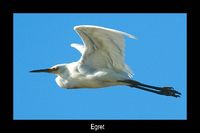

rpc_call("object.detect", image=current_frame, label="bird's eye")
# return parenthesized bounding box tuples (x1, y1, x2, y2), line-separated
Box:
(50, 67, 58, 72)
(53, 67, 58, 71)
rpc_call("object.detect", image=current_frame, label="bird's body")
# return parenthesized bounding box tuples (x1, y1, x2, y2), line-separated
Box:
(31, 25, 181, 97)
(54, 62, 129, 89)
(50, 25, 134, 89)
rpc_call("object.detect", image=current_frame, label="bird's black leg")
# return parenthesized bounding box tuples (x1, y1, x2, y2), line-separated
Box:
(129, 84, 165, 95)
(138, 82, 181, 97)
(118, 79, 181, 97)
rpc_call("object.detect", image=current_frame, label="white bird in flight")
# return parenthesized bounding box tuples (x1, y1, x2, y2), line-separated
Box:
(30, 25, 181, 97)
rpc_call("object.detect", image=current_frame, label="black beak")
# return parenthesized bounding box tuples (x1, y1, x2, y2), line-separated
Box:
(30, 68, 50, 73)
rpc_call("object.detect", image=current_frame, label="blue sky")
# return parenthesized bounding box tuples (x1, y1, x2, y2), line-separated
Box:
(14, 13, 187, 120)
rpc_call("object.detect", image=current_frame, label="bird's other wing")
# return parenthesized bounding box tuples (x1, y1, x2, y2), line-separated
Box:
(71, 43, 85, 55)
(74, 25, 137, 78)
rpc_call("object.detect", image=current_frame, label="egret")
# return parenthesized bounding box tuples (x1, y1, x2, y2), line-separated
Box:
(30, 25, 181, 97)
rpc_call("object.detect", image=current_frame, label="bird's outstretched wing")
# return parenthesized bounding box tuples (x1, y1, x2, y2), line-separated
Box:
(72, 25, 136, 78)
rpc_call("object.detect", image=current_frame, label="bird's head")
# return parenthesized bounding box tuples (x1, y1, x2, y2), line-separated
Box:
(30, 64, 67, 75)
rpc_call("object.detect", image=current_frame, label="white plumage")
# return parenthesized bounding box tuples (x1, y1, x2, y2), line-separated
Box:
(55, 25, 136, 88)
(30, 25, 181, 97)
(73, 25, 136, 78)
